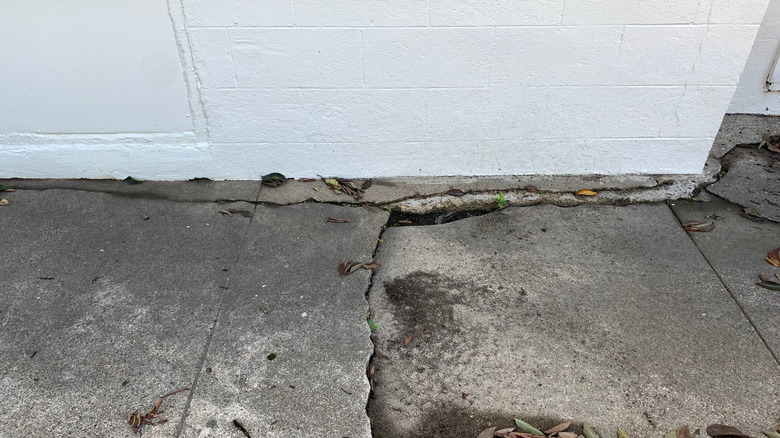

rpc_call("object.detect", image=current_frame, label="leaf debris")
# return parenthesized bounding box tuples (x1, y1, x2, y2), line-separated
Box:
(766, 247, 780, 267)
(681, 221, 714, 232)
(403, 329, 421, 347)
(325, 217, 350, 223)
(126, 388, 189, 434)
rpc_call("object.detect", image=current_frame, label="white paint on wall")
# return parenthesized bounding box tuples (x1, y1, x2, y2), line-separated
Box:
(0, 0, 192, 133)
(0, 0, 771, 179)
(728, 0, 780, 113)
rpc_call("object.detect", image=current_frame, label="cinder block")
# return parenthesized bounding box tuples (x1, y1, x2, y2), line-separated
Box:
(210, 142, 372, 178)
(710, 0, 770, 24)
(660, 86, 737, 137)
(563, 0, 710, 25)
(202, 89, 308, 143)
(688, 24, 762, 85)
(230, 29, 362, 88)
(187, 28, 236, 88)
(429, 0, 563, 26)
(182, 0, 294, 27)
(614, 25, 707, 85)
(423, 88, 548, 141)
(301, 90, 425, 142)
(489, 27, 623, 86)
(293, 0, 428, 26)
(362, 28, 493, 87)
(544, 86, 684, 138)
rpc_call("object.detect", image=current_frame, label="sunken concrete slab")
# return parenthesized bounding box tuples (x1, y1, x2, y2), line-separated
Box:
(707, 147, 780, 222)
(0, 178, 262, 203)
(670, 193, 780, 362)
(0, 189, 254, 437)
(367, 204, 780, 438)
(181, 203, 388, 438)
(712, 114, 780, 158)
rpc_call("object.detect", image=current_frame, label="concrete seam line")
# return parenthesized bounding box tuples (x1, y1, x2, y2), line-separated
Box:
(666, 204, 780, 368)
(173, 204, 259, 437)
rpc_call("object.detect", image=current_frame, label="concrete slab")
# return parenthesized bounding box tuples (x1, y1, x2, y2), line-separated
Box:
(0, 189, 254, 437)
(367, 204, 780, 438)
(0, 178, 262, 203)
(707, 147, 780, 222)
(180, 203, 388, 438)
(712, 114, 780, 158)
(670, 193, 780, 362)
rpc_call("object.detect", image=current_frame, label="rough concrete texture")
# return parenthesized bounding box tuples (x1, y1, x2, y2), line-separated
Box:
(0, 178, 262, 203)
(252, 159, 719, 213)
(367, 204, 780, 438)
(670, 192, 780, 361)
(181, 203, 388, 437)
(0, 189, 254, 437)
(707, 147, 780, 222)
(712, 114, 780, 158)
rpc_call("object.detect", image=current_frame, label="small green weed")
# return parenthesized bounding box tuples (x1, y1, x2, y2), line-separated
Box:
(366, 310, 379, 332)
(496, 192, 508, 209)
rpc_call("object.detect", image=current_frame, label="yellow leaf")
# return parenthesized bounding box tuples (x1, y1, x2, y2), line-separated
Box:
(0, 198, 8, 205)
(576, 189, 598, 196)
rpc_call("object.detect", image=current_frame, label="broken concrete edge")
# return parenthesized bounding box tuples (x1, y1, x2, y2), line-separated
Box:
(0, 157, 720, 215)
(711, 113, 780, 159)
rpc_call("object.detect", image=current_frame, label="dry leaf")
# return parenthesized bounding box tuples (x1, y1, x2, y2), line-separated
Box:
(476, 427, 496, 438)
(403, 329, 421, 347)
(545, 421, 571, 435)
(89, 277, 99, 285)
(759, 273, 772, 282)
(576, 189, 598, 196)
(337, 260, 350, 276)
(363, 204, 382, 213)
(299, 178, 317, 182)
(558, 433, 578, 438)
(312, 187, 319, 192)
(682, 221, 714, 232)
(218, 210, 232, 216)
(766, 247, 780, 267)
(676, 426, 694, 438)
(141, 214, 150, 220)
(325, 217, 350, 223)
(0, 199, 9, 206)
(706, 424, 751, 437)
(362, 262, 381, 269)
(2, 189, 15, 192)
(348, 262, 363, 274)
(448, 189, 467, 197)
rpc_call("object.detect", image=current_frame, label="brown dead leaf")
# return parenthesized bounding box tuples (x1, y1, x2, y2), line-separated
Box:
(325, 217, 350, 223)
(495, 428, 516, 435)
(299, 178, 317, 182)
(706, 424, 751, 437)
(397, 220, 412, 224)
(403, 329, 421, 347)
(576, 189, 598, 196)
(0, 199, 9, 206)
(682, 221, 714, 232)
(362, 262, 381, 269)
(759, 273, 773, 282)
(767, 247, 780, 267)
(676, 426, 694, 438)
(448, 189, 467, 197)
(557, 433, 578, 438)
(348, 262, 363, 274)
(338, 260, 350, 276)
(362, 204, 382, 213)
(218, 209, 232, 216)
(476, 427, 496, 438)
(742, 207, 767, 222)
(545, 421, 572, 435)
(89, 276, 99, 285)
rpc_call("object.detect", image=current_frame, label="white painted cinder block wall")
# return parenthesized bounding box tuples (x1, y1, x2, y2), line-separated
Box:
(0, 0, 771, 179)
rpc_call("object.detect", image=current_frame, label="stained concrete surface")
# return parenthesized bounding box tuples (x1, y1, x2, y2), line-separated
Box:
(707, 147, 780, 222)
(1, 177, 779, 438)
(367, 204, 780, 438)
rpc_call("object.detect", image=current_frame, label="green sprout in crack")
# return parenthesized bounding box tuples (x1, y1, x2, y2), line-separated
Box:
(366, 310, 380, 332)
(496, 192, 509, 209)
